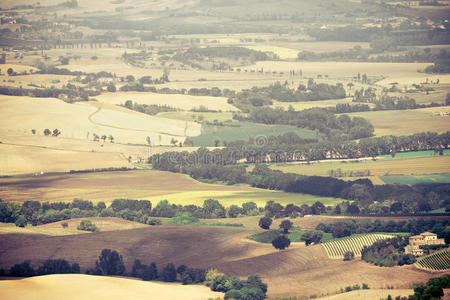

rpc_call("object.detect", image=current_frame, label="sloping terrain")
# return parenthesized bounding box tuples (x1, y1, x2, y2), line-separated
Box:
(0, 95, 200, 146)
(95, 92, 238, 112)
(0, 217, 149, 236)
(0, 274, 223, 300)
(0, 225, 446, 297)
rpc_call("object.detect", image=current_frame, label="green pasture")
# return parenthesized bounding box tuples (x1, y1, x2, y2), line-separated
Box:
(378, 149, 450, 159)
(380, 174, 450, 185)
(191, 121, 318, 146)
(144, 190, 343, 208)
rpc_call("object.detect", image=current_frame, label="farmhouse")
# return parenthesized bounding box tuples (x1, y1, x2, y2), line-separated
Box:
(408, 232, 445, 256)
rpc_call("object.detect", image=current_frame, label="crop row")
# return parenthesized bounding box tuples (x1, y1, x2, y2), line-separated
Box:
(415, 249, 450, 272)
(322, 234, 394, 259)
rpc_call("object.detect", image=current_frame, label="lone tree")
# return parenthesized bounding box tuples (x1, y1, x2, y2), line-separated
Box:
(279, 220, 293, 234)
(15, 215, 27, 227)
(344, 251, 355, 261)
(52, 129, 61, 137)
(272, 235, 291, 250)
(95, 249, 125, 276)
(77, 220, 98, 232)
(301, 230, 323, 246)
(44, 129, 51, 136)
(7, 67, 13, 76)
(258, 217, 272, 230)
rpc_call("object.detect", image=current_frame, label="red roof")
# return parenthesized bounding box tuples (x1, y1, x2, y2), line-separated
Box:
(421, 232, 436, 236)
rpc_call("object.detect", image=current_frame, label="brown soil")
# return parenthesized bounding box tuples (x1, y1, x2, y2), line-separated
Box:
(0, 225, 447, 297)
(0, 170, 252, 203)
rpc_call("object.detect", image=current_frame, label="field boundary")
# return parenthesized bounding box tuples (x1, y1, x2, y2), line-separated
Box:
(322, 233, 395, 259)
(414, 248, 450, 272)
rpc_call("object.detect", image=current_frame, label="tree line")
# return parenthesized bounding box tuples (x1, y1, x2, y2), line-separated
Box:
(151, 131, 449, 168)
(315, 219, 450, 241)
(229, 81, 346, 107)
(233, 107, 374, 140)
(2, 248, 268, 300)
(0, 198, 266, 227)
(150, 151, 450, 216)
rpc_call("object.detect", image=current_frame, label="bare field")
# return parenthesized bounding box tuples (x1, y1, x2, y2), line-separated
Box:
(0, 217, 148, 236)
(314, 289, 414, 300)
(272, 41, 371, 53)
(247, 61, 450, 86)
(0, 74, 73, 89)
(95, 91, 238, 112)
(271, 97, 355, 111)
(0, 95, 199, 146)
(0, 170, 342, 207)
(0, 131, 206, 175)
(348, 107, 450, 136)
(0, 143, 131, 176)
(0, 170, 253, 203)
(0, 225, 446, 298)
(0, 274, 223, 300)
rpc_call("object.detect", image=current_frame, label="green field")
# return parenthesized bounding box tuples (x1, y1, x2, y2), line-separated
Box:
(380, 174, 450, 185)
(144, 190, 343, 208)
(191, 121, 318, 146)
(378, 150, 450, 159)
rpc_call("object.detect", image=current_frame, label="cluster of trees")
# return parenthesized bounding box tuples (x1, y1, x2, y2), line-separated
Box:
(424, 59, 450, 74)
(121, 100, 178, 115)
(316, 219, 450, 241)
(307, 25, 450, 46)
(150, 147, 449, 216)
(0, 198, 265, 228)
(5, 248, 208, 287)
(7, 259, 80, 277)
(152, 131, 449, 168)
(297, 44, 449, 64)
(353, 89, 443, 111)
(404, 274, 450, 300)
(0, 86, 94, 101)
(42, 128, 61, 136)
(131, 259, 206, 284)
(234, 106, 374, 140)
(207, 272, 268, 300)
(77, 219, 98, 232)
(361, 236, 416, 267)
(118, 74, 170, 92)
(7, 248, 268, 298)
(251, 165, 450, 215)
(230, 81, 346, 106)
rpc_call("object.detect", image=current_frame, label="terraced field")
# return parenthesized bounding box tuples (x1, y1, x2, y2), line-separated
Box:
(322, 234, 395, 259)
(415, 249, 450, 272)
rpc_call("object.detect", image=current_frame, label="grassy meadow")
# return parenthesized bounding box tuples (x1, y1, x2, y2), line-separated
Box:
(191, 121, 318, 146)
